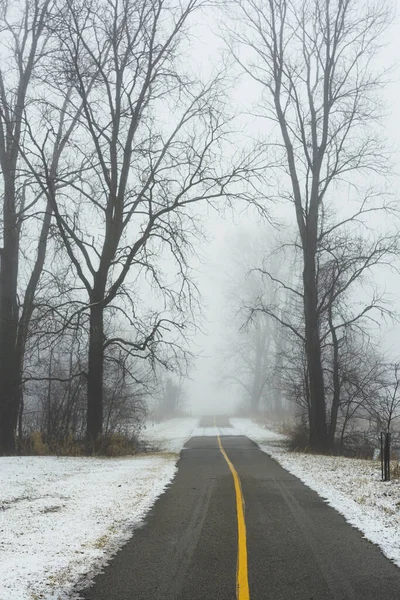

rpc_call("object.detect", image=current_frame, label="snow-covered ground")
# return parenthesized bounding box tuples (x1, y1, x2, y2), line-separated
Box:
(140, 417, 198, 452)
(232, 418, 400, 568)
(3, 416, 400, 599)
(0, 418, 198, 600)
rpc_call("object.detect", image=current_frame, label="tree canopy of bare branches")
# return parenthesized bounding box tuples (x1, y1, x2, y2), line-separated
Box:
(229, 0, 391, 451)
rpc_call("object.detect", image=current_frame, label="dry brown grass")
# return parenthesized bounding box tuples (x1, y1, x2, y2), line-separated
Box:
(18, 431, 143, 457)
(391, 461, 400, 480)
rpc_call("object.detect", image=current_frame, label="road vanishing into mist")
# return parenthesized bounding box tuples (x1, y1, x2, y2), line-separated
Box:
(82, 415, 400, 600)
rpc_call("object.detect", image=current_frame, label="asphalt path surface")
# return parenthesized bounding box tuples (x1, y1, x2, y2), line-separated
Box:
(81, 416, 400, 599)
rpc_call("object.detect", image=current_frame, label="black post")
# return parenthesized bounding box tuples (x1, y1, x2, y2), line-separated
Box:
(381, 431, 391, 482)
(386, 432, 391, 482)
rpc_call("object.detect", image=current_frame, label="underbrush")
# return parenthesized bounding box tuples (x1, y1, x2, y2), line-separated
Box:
(391, 461, 400, 479)
(253, 416, 294, 436)
(286, 422, 312, 452)
(18, 431, 83, 456)
(17, 431, 144, 457)
(337, 432, 376, 459)
(96, 433, 140, 457)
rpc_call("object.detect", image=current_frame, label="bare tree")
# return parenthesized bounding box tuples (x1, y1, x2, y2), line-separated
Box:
(0, 0, 62, 453)
(221, 312, 273, 414)
(215, 226, 281, 414)
(229, 0, 390, 451)
(21, 320, 88, 446)
(247, 312, 272, 414)
(156, 376, 185, 419)
(26, 0, 257, 447)
(366, 362, 400, 434)
(317, 227, 399, 446)
(244, 215, 398, 449)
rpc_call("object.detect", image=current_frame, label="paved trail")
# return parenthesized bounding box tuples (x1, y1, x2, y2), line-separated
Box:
(82, 416, 400, 599)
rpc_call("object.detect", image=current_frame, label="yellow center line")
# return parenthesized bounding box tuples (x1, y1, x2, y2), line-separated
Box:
(215, 418, 250, 600)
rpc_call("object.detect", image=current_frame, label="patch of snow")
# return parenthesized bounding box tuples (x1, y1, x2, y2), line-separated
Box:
(231, 418, 286, 443)
(0, 418, 198, 600)
(232, 418, 400, 568)
(140, 417, 198, 452)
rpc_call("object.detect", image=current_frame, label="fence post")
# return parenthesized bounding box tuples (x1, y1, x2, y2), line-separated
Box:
(386, 432, 391, 482)
(381, 431, 391, 482)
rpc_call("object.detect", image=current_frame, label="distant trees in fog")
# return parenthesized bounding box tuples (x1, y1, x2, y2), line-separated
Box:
(218, 227, 290, 419)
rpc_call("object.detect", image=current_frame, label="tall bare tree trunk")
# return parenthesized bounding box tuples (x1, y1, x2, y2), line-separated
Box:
(0, 175, 20, 453)
(303, 243, 328, 452)
(328, 306, 340, 449)
(14, 199, 53, 444)
(87, 301, 104, 445)
(0, 0, 52, 454)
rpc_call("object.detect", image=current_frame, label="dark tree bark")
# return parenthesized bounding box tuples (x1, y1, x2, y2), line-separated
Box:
(303, 242, 327, 451)
(87, 302, 104, 444)
(328, 306, 340, 449)
(0, 173, 20, 452)
(0, 0, 52, 453)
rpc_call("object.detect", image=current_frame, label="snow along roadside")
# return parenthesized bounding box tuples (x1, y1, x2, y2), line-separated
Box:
(231, 418, 400, 568)
(140, 417, 198, 453)
(0, 418, 198, 600)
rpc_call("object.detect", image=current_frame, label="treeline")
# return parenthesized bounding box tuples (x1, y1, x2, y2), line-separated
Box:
(0, 0, 260, 454)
